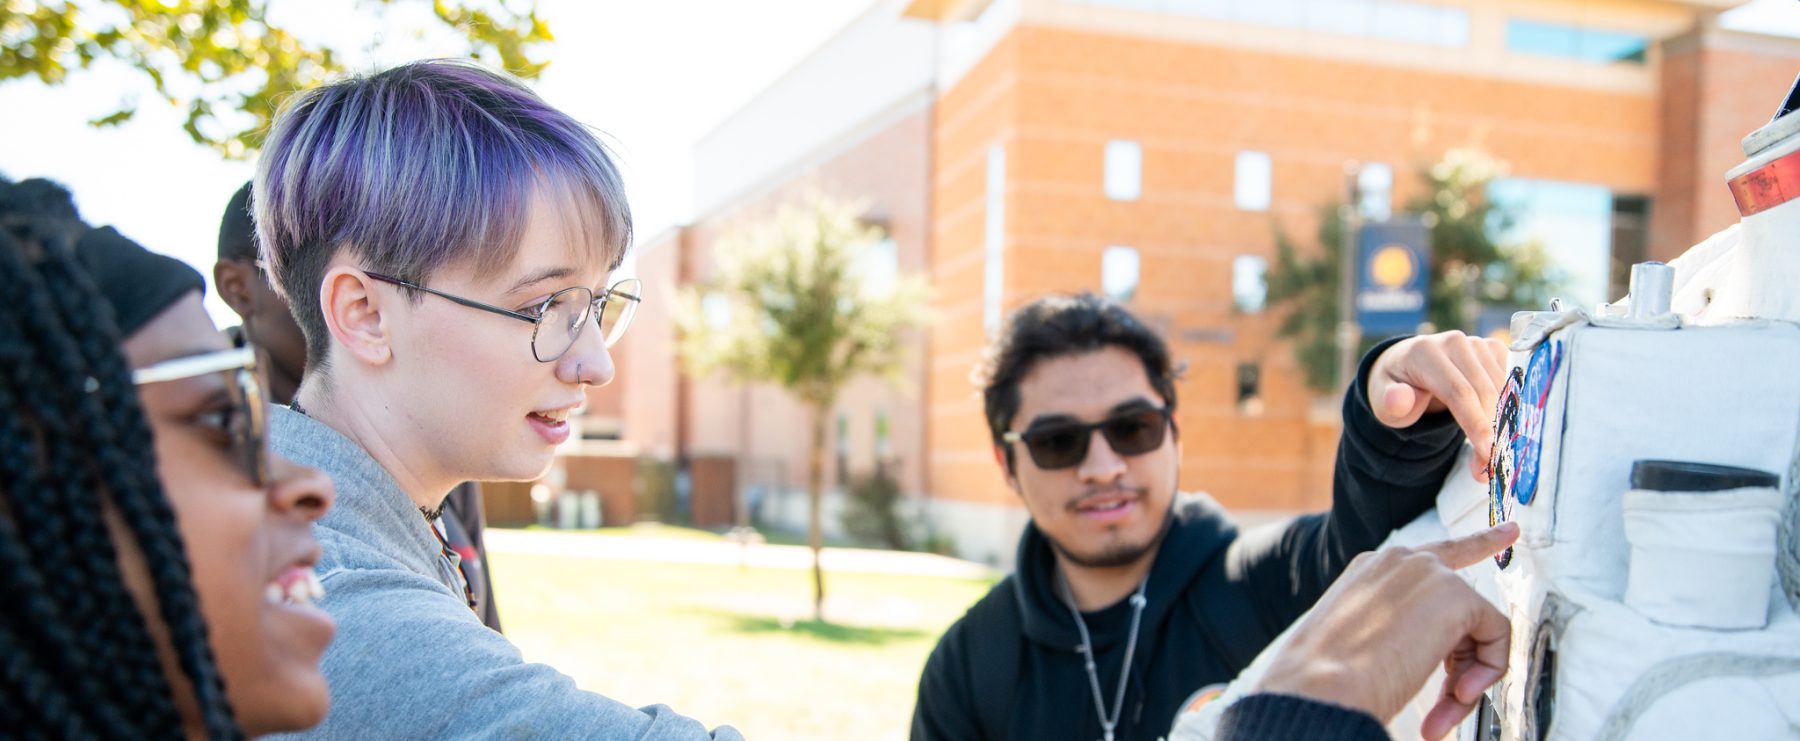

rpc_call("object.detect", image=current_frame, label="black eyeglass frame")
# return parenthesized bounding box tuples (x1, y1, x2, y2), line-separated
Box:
(362, 270, 642, 362)
(999, 406, 1174, 470)
(131, 347, 269, 487)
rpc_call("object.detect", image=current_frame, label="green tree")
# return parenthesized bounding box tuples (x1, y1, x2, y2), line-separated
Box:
(676, 193, 929, 622)
(1265, 149, 1561, 392)
(1, 0, 552, 157)
(840, 467, 908, 551)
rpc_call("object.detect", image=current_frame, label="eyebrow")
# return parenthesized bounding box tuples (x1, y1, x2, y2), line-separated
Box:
(195, 385, 234, 410)
(504, 266, 578, 296)
(150, 369, 232, 412)
(1024, 397, 1160, 429)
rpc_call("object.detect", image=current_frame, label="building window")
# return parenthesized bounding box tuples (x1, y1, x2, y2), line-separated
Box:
(1507, 19, 1647, 65)
(984, 143, 1007, 335)
(1104, 139, 1142, 201)
(702, 292, 733, 329)
(1235, 150, 1271, 212)
(835, 412, 850, 486)
(862, 237, 899, 297)
(1102, 246, 1140, 302)
(1232, 255, 1268, 314)
(1367, 1, 1469, 47)
(1488, 178, 1614, 312)
(1358, 162, 1393, 221)
(1238, 0, 1302, 31)
(1076, 0, 1470, 48)
(874, 410, 891, 474)
(1609, 195, 1651, 301)
(1235, 362, 1264, 416)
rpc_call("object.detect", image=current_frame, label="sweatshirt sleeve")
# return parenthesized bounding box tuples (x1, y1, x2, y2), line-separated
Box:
(1226, 336, 1463, 634)
(910, 620, 985, 741)
(272, 562, 742, 741)
(1215, 694, 1390, 741)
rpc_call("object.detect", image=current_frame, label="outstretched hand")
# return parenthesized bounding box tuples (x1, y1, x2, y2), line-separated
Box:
(1250, 523, 1519, 740)
(1367, 330, 1510, 480)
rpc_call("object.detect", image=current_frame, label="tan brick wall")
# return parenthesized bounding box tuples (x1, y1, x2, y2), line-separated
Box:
(616, 3, 1790, 533)
(624, 105, 937, 505)
(616, 227, 684, 459)
(1654, 28, 1800, 262)
(928, 20, 1676, 513)
(928, 28, 1022, 506)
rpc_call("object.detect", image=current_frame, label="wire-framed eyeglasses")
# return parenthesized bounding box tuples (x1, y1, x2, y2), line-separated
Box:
(131, 347, 269, 486)
(363, 271, 643, 363)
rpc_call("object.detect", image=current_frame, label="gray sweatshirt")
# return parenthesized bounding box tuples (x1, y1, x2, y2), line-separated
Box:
(266, 407, 742, 740)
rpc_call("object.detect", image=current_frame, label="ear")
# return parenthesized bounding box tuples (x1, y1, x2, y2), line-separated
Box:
(213, 260, 256, 319)
(992, 443, 1022, 495)
(318, 266, 394, 367)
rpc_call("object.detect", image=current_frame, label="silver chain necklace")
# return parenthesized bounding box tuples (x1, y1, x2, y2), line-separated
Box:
(1057, 568, 1149, 741)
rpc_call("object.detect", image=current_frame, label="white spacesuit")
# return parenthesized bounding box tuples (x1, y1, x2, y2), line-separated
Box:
(1174, 83, 1800, 741)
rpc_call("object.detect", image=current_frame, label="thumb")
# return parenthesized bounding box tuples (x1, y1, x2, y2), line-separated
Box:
(1418, 523, 1520, 571)
(1378, 381, 1431, 429)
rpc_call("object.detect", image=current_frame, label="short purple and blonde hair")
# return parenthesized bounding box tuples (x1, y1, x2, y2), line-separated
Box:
(254, 59, 631, 370)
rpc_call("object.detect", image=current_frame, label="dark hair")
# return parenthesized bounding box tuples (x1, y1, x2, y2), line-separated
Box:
(973, 293, 1181, 471)
(217, 180, 256, 262)
(0, 176, 242, 738)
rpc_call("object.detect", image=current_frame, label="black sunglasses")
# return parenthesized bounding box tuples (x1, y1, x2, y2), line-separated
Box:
(1000, 407, 1172, 470)
(132, 347, 269, 487)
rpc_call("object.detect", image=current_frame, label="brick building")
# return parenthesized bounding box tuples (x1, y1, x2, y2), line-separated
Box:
(590, 0, 1799, 566)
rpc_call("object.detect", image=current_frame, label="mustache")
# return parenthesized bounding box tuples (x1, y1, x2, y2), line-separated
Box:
(1065, 486, 1147, 512)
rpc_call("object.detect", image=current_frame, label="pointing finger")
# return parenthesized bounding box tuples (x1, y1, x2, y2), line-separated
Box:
(1417, 523, 1520, 571)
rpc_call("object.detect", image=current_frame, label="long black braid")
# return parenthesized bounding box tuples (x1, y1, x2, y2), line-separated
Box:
(0, 177, 243, 739)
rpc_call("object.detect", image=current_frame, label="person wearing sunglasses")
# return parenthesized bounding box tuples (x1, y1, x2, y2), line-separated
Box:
(251, 61, 738, 739)
(912, 293, 1509, 741)
(2, 176, 337, 738)
(214, 181, 504, 634)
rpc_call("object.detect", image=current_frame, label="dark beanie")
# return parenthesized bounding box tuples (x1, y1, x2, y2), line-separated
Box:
(0, 176, 203, 338)
(75, 225, 206, 338)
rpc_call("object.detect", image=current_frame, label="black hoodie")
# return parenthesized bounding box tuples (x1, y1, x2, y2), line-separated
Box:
(911, 339, 1462, 741)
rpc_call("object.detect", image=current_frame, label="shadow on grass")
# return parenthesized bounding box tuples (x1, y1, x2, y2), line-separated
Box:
(689, 608, 932, 646)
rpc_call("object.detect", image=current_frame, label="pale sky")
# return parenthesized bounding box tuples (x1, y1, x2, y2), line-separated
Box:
(0, 0, 1794, 324)
(0, 0, 878, 322)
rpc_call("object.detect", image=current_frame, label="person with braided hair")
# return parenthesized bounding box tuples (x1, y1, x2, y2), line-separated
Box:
(0, 175, 337, 738)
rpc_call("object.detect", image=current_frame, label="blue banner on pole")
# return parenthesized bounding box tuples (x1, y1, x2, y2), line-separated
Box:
(1356, 218, 1430, 335)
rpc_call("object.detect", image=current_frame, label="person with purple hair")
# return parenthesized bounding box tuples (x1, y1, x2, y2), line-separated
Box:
(252, 60, 739, 739)
(216, 180, 505, 635)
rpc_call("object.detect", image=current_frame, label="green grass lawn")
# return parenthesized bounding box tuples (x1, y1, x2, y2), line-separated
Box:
(488, 547, 997, 740)
(523, 521, 862, 548)
(524, 521, 732, 541)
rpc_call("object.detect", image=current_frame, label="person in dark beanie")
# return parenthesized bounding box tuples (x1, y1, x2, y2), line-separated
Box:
(214, 180, 502, 633)
(1, 174, 339, 737)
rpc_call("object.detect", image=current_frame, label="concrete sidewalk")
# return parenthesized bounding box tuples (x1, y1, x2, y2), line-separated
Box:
(484, 527, 999, 580)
